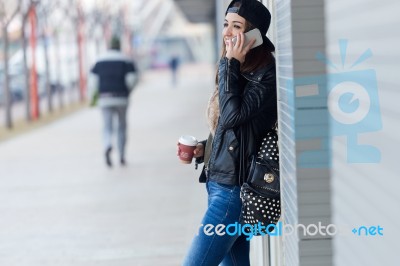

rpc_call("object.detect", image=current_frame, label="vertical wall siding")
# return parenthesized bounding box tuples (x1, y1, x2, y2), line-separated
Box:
(276, 0, 333, 265)
(291, 0, 333, 265)
(326, 0, 400, 265)
(275, 0, 299, 265)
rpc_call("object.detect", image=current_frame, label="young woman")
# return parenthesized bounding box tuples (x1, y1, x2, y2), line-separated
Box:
(182, 0, 277, 265)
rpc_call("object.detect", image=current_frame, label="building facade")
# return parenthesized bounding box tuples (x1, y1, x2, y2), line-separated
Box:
(217, 0, 400, 265)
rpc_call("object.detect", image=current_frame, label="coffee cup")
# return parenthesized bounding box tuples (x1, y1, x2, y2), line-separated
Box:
(178, 135, 198, 164)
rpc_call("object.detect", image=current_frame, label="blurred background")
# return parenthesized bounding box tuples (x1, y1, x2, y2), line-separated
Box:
(1, 0, 400, 266)
(0, 0, 215, 128)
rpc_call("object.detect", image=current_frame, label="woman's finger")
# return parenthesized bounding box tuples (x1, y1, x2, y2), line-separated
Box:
(176, 142, 181, 156)
(237, 32, 244, 50)
(227, 38, 232, 50)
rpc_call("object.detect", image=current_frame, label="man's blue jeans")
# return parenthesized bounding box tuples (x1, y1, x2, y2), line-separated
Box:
(183, 181, 250, 266)
(101, 105, 127, 159)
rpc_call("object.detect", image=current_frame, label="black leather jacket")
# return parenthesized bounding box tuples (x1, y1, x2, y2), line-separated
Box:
(198, 57, 277, 186)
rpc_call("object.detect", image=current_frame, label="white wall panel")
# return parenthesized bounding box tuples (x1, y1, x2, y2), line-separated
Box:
(326, 0, 400, 265)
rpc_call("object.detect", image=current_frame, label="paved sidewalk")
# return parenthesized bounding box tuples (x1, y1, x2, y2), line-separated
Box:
(0, 63, 214, 266)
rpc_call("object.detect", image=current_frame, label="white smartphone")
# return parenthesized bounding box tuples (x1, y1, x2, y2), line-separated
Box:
(232, 28, 263, 49)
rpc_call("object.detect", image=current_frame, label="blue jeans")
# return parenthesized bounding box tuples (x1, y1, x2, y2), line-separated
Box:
(183, 181, 250, 266)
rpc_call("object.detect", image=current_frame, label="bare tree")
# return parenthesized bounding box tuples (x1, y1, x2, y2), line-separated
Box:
(46, 0, 70, 109)
(36, 0, 59, 113)
(86, 7, 107, 55)
(66, 0, 86, 102)
(0, 0, 22, 129)
(20, 0, 35, 121)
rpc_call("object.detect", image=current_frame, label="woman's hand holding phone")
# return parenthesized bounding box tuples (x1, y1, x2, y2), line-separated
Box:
(225, 32, 256, 64)
(233, 28, 263, 49)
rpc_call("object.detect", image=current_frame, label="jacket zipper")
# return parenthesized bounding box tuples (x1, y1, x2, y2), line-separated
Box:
(242, 73, 261, 84)
(225, 59, 230, 92)
(207, 126, 220, 180)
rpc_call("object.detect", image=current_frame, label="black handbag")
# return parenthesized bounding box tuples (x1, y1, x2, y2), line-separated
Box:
(239, 130, 281, 234)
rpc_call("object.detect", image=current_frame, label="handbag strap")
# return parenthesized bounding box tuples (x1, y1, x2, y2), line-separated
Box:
(239, 130, 246, 186)
(239, 122, 278, 186)
(238, 123, 255, 186)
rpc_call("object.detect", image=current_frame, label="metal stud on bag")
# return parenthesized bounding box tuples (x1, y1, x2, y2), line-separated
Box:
(264, 173, 274, 183)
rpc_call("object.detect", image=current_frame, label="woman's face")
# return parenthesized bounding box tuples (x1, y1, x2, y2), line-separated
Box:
(223, 12, 246, 46)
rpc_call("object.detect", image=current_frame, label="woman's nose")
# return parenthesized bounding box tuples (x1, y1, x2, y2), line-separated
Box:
(223, 27, 232, 37)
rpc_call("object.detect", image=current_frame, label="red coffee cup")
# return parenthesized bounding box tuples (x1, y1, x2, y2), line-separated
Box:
(178, 135, 198, 164)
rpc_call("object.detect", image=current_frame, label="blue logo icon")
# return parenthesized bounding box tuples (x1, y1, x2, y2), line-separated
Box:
(286, 39, 382, 167)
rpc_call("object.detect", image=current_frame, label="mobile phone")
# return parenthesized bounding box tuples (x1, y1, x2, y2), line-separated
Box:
(232, 28, 263, 49)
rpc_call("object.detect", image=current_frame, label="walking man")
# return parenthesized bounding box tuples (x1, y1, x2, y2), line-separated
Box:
(88, 37, 138, 167)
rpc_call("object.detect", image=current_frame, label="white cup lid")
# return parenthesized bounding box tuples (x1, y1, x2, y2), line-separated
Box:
(179, 135, 198, 146)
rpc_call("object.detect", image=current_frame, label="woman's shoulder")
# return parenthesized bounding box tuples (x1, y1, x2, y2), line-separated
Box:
(243, 62, 276, 83)
(256, 62, 276, 76)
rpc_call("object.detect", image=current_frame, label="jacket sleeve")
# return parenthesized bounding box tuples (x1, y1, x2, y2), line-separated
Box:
(125, 62, 138, 92)
(87, 72, 99, 101)
(218, 57, 276, 129)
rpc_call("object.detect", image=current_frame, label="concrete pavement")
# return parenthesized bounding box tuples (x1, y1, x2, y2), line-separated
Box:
(0, 63, 214, 266)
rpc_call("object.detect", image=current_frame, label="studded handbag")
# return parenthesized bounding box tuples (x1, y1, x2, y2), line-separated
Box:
(239, 129, 281, 234)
